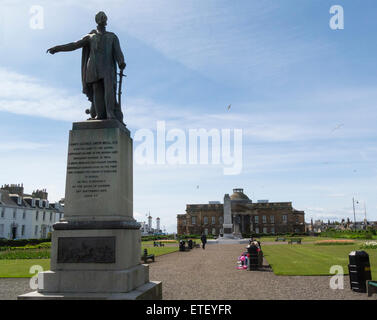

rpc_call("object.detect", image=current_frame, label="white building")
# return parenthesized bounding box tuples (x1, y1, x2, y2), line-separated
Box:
(139, 215, 163, 235)
(0, 185, 64, 240)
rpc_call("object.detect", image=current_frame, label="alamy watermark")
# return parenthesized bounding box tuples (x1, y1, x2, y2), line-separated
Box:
(330, 5, 344, 30)
(329, 265, 344, 290)
(29, 5, 44, 30)
(29, 265, 44, 290)
(134, 121, 243, 175)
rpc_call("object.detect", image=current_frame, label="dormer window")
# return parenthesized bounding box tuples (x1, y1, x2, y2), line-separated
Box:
(32, 198, 36, 207)
(39, 200, 43, 208)
(45, 200, 49, 208)
(17, 196, 22, 205)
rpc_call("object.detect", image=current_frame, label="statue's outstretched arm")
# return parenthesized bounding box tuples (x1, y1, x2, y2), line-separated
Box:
(47, 37, 89, 54)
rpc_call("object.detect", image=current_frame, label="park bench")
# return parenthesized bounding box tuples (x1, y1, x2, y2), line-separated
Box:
(275, 237, 286, 242)
(141, 248, 155, 263)
(153, 241, 165, 247)
(367, 280, 377, 297)
(288, 238, 302, 244)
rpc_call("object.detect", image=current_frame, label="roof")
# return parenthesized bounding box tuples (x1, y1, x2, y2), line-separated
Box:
(0, 190, 62, 212)
(230, 188, 250, 201)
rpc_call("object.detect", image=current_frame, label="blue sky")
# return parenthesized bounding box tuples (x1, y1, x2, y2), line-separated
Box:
(1, 0, 377, 232)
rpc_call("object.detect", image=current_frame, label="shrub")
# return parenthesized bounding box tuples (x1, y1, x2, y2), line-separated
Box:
(0, 248, 51, 259)
(0, 238, 51, 248)
(360, 241, 377, 249)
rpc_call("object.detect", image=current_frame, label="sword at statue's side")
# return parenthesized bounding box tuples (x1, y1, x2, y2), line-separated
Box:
(118, 67, 126, 109)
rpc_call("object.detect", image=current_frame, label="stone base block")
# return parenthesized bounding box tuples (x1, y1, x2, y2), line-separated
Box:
(37, 264, 149, 293)
(50, 228, 141, 271)
(18, 281, 162, 300)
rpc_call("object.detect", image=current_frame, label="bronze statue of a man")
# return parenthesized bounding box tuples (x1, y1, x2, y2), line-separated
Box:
(47, 11, 126, 123)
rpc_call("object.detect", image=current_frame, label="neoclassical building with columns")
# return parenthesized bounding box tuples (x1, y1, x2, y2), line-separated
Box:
(177, 188, 305, 236)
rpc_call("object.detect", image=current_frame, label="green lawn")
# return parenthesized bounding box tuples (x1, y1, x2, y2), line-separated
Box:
(262, 244, 377, 278)
(0, 259, 51, 278)
(141, 245, 179, 256)
(0, 242, 179, 278)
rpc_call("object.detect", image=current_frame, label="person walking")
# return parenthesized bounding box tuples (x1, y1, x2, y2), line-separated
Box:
(200, 233, 207, 250)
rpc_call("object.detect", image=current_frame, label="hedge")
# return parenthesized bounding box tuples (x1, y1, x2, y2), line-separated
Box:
(0, 238, 51, 247)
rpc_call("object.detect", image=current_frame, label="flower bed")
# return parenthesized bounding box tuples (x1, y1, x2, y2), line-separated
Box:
(314, 240, 355, 246)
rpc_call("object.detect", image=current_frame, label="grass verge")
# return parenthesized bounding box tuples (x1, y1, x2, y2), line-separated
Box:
(262, 243, 377, 278)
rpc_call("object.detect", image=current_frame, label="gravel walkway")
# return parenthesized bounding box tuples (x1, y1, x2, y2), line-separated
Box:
(148, 243, 376, 300)
(1, 243, 376, 300)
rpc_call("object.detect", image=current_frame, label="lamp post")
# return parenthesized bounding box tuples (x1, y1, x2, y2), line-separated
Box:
(352, 197, 359, 231)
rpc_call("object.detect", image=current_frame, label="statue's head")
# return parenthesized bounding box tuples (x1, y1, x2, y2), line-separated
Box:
(95, 11, 107, 26)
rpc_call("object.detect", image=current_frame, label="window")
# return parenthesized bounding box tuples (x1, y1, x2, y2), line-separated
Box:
(36, 211, 39, 220)
(43, 211, 46, 221)
(0, 224, 4, 237)
(212, 228, 216, 235)
(1, 208, 4, 218)
(182, 219, 186, 226)
(255, 227, 259, 234)
(263, 227, 268, 234)
(270, 215, 275, 224)
(262, 215, 267, 223)
(282, 215, 288, 224)
(255, 216, 259, 223)
(204, 216, 208, 225)
(191, 216, 196, 225)
(211, 216, 216, 225)
(34, 225, 38, 236)
(271, 227, 275, 234)
(23, 211, 26, 220)
(13, 209, 16, 219)
(204, 228, 208, 235)
(219, 217, 223, 224)
(21, 225, 25, 236)
(49, 212, 52, 221)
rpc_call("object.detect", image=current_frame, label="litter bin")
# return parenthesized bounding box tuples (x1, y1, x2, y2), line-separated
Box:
(188, 239, 193, 249)
(179, 240, 186, 252)
(348, 251, 372, 293)
(247, 244, 259, 270)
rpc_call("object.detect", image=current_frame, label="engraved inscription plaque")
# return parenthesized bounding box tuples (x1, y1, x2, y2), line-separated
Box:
(57, 237, 116, 263)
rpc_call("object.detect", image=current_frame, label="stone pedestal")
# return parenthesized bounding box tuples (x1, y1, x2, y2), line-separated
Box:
(19, 120, 161, 300)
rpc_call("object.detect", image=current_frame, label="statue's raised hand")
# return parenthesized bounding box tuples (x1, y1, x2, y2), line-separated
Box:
(46, 46, 58, 54)
(119, 62, 126, 70)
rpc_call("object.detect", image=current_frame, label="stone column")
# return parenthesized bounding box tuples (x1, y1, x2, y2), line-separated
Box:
(233, 214, 241, 236)
(19, 120, 161, 300)
(222, 194, 233, 238)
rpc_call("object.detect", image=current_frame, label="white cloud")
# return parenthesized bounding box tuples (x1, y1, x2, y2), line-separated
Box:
(0, 67, 85, 121)
(0, 141, 51, 151)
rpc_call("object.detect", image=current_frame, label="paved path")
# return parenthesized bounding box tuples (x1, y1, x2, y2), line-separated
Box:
(1, 243, 376, 300)
(148, 243, 375, 300)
